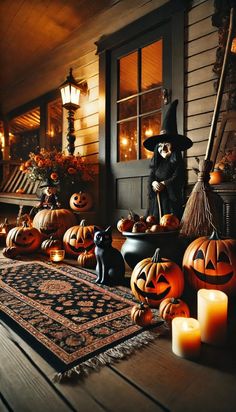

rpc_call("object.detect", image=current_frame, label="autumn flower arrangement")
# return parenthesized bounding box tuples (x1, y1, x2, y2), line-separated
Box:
(214, 148, 236, 182)
(20, 148, 95, 188)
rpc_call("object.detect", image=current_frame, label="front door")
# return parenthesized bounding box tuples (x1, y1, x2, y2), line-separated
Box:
(109, 23, 172, 223)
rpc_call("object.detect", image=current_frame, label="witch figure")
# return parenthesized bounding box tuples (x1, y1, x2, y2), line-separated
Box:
(143, 100, 193, 221)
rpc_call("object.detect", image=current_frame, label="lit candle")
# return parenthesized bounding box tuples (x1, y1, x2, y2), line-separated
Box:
(172, 317, 201, 359)
(197, 289, 228, 346)
(50, 250, 65, 262)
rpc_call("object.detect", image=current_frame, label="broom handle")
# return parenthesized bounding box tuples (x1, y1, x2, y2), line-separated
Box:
(205, 7, 235, 162)
(157, 192, 162, 220)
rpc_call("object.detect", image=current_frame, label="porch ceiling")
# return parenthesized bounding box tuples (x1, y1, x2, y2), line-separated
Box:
(0, 0, 168, 115)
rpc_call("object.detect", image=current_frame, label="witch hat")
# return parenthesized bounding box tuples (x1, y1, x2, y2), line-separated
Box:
(143, 99, 192, 152)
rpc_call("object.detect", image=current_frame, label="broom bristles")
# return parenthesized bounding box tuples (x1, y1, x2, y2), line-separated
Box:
(180, 160, 219, 238)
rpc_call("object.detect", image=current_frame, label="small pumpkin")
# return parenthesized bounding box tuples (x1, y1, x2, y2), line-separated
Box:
(132, 221, 147, 233)
(182, 230, 236, 296)
(2, 246, 19, 259)
(209, 169, 223, 185)
(6, 221, 42, 254)
(160, 214, 179, 230)
(117, 217, 134, 233)
(130, 302, 153, 327)
(69, 191, 93, 212)
(33, 208, 77, 239)
(63, 219, 95, 257)
(159, 297, 190, 325)
(41, 236, 63, 256)
(77, 251, 97, 268)
(130, 248, 184, 308)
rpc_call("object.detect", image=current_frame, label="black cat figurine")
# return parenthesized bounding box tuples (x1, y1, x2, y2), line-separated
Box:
(94, 226, 125, 285)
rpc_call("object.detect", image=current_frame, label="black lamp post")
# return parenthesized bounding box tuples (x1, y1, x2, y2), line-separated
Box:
(60, 68, 81, 156)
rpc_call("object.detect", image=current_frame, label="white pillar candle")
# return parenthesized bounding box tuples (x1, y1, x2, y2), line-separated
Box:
(197, 289, 228, 346)
(172, 317, 201, 359)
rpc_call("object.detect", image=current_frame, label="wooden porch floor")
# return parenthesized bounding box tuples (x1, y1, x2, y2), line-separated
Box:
(0, 206, 236, 411)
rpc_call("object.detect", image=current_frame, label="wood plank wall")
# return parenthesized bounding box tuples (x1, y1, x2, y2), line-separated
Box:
(185, 0, 219, 183)
(62, 50, 99, 167)
(64, 0, 219, 188)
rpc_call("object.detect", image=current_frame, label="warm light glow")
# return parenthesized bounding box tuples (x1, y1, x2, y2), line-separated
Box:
(50, 250, 65, 262)
(61, 84, 80, 106)
(145, 128, 153, 137)
(0, 228, 6, 234)
(121, 137, 129, 146)
(231, 37, 236, 53)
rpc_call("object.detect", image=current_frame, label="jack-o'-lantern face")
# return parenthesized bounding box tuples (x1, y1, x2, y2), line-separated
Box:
(130, 248, 184, 308)
(183, 231, 236, 295)
(69, 191, 93, 212)
(63, 220, 95, 257)
(6, 224, 41, 254)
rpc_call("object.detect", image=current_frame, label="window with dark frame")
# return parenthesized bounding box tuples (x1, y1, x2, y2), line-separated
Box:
(117, 39, 163, 162)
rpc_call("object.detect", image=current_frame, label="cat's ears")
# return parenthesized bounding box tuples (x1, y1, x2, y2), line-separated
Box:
(94, 226, 112, 233)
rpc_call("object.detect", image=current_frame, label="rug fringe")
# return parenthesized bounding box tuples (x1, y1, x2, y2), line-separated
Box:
(53, 326, 166, 383)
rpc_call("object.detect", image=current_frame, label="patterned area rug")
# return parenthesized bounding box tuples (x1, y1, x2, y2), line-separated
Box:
(0, 260, 164, 381)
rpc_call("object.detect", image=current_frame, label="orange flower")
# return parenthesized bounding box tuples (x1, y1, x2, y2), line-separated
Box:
(50, 172, 58, 181)
(67, 167, 76, 175)
(19, 164, 26, 171)
(37, 160, 44, 168)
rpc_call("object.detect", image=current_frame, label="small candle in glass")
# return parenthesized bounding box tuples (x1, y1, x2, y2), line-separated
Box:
(50, 250, 65, 262)
(172, 317, 201, 359)
(197, 289, 228, 346)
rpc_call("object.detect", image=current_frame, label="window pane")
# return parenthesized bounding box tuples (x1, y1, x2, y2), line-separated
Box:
(47, 98, 62, 151)
(119, 51, 138, 99)
(118, 120, 137, 161)
(9, 107, 40, 161)
(140, 113, 162, 159)
(118, 97, 137, 120)
(141, 40, 163, 91)
(141, 89, 162, 114)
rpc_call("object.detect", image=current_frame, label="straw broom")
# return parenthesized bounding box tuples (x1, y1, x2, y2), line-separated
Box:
(180, 6, 235, 238)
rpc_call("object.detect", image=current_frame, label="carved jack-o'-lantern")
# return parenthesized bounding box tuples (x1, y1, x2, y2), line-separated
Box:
(183, 230, 236, 295)
(130, 248, 184, 308)
(69, 191, 93, 212)
(33, 208, 77, 239)
(63, 219, 95, 257)
(6, 221, 42, 254)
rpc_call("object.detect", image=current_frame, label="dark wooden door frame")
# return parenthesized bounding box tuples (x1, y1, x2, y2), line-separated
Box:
(97, 0, 186, 226)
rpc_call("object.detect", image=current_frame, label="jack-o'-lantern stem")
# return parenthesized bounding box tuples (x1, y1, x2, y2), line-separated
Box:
(209, 230, 220, 240)
(152, 248, 162, 263)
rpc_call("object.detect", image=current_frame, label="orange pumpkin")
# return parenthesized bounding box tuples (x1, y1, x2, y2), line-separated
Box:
(209, 170, 223, 185)
(77, 251, 96, 268)
(130, 302, 153, 327)
(130, 248, 184, 308)
(41, 236, 63, 256)
(117, 217, 134, 233)
(2, 246, 19, 259)
(160, 214, 179, 230)
(182, 230, 236, 296)
(6, 222, 41, 254)
(69, 191, 93, 212)
(33, 208, 77, 239)
(63, 219, 95, 257)
(159, 297, 190, 325)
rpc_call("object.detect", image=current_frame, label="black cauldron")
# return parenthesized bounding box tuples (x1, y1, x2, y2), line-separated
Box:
(121, 231, 188, 269)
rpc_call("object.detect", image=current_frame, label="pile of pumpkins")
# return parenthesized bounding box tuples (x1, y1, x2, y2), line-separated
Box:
(117, 209, 180, 233)
(130, 231, 236, 327)
(2, 207, 98, 269)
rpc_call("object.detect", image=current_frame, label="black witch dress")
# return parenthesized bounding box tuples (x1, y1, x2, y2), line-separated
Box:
(147, 146, 186, 221)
